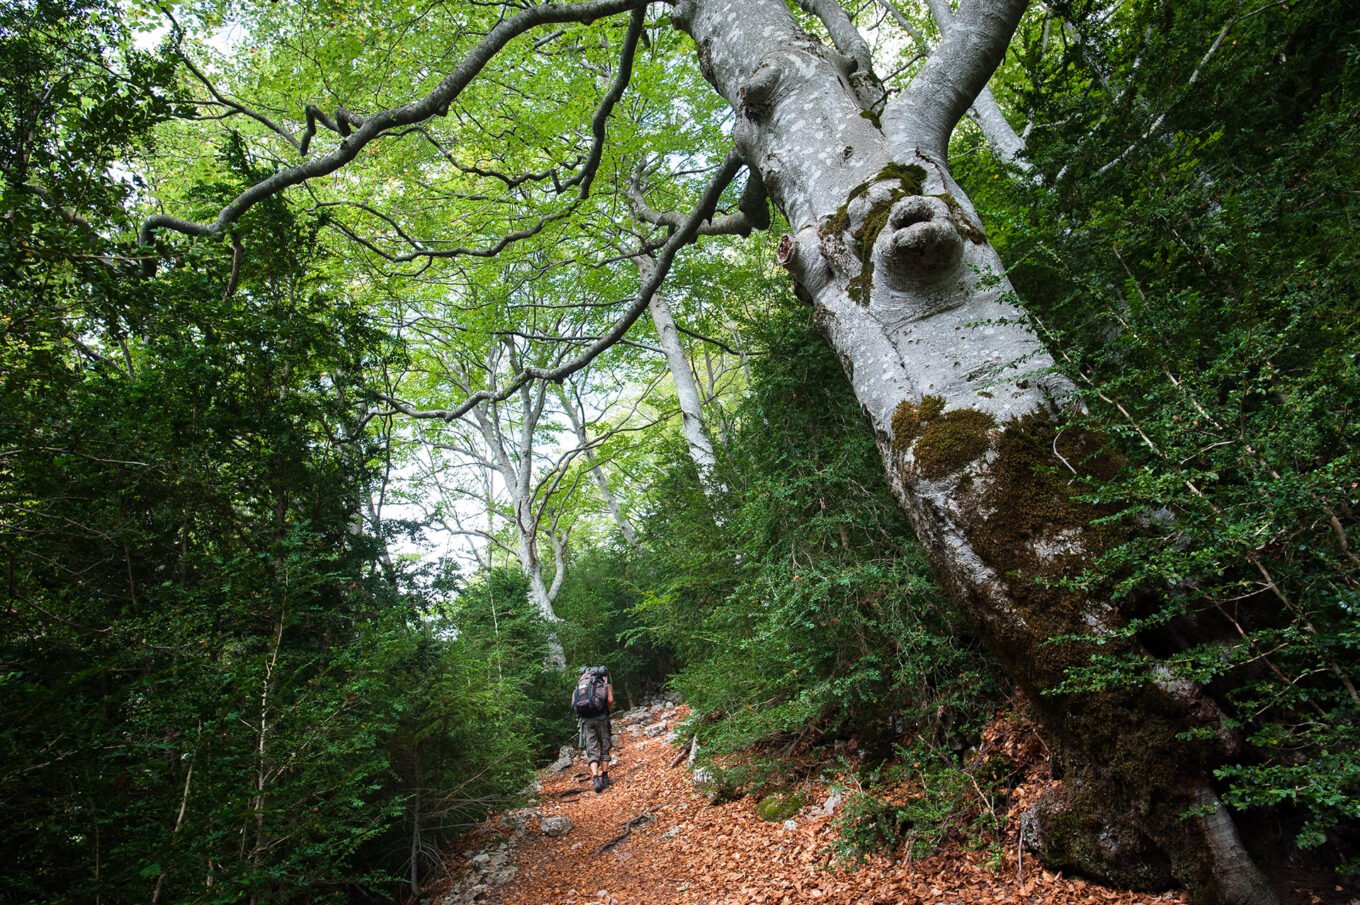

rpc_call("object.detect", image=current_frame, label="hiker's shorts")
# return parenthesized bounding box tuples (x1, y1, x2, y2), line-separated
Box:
(581, 714, 611, 764)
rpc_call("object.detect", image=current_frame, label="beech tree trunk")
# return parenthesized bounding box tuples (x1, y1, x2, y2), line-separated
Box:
(637, 254, 724, 495)
(471, 389, 567, 669)
(673, 2, 1274, 902)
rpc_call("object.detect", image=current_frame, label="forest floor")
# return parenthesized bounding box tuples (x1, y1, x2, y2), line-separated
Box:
(424, 701, 1209, 905)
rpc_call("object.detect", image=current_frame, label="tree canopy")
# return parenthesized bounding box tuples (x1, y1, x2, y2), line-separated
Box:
(1, 0, 1357, 902)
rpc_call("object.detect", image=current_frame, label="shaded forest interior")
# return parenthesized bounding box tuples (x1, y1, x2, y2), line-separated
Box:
(1, 0, 1357, 903)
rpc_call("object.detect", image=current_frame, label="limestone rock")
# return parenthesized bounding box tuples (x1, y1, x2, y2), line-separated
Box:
(547, 745, 575, 773)
(539, 815, 573, 837)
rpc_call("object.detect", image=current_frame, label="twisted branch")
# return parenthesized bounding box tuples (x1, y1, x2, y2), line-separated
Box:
(139, 0, 645, 270)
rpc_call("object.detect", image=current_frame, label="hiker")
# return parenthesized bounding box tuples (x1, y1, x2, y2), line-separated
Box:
(572, 666, 614, 793)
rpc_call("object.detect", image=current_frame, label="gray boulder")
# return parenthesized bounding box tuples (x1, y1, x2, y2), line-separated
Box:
(539, 815, 573, 837)
(547, 745, 574, 773)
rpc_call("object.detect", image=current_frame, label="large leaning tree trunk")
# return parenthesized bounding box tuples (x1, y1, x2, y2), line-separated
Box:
(672, 1, 1272, 903)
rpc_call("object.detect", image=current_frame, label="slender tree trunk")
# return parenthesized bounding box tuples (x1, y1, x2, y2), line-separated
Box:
(472, 396, 566, 668)
(247, 605, 285, 905)
(409, 747, 421, 897)
(637, 254, 723, 495)
(559, 389, 640, 547)
(673, 2, 1273, 902)
(514, 499, 566, 669)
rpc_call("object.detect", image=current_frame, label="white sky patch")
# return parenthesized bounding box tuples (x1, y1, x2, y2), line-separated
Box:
(132, 16, 245, 57)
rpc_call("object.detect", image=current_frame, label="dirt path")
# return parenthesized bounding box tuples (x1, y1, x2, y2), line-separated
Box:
(430, 703, 1188, 905)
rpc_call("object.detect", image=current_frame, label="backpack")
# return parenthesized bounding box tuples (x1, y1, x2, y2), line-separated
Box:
(572, 667, 610, 717)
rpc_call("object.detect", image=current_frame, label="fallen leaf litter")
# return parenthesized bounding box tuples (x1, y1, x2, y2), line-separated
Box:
(428, 703, 1190, 905)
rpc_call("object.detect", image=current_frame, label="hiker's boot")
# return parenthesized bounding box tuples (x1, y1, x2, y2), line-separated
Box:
(592, 774, 603, 793)
(601, 772, 612, 789)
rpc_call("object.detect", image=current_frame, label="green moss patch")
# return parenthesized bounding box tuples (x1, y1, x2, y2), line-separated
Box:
(891, 395, 946, 455)
(963, 413, 1126, 683)
(913, 409, 997, 480)
(755, 792, 807, 822)
(891, 397, 996, 480)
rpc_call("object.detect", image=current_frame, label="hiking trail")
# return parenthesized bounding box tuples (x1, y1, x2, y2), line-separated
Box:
(426, 702, 1189, 905)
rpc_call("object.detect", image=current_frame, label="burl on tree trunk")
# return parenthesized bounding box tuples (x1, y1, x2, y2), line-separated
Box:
(674, 1, 1274, 902)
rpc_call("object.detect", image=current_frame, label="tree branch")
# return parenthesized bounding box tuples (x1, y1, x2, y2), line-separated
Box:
(882, 0, 1028, 160)
(562, 5, 647, 197)
(625, 163, 767, 236)
(139, 0, 644, 270)
(160, 4, 304, 151)
(373, 149, 744, 421)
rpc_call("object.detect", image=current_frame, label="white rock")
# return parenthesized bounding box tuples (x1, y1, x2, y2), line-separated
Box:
(539, 816, 573, 837)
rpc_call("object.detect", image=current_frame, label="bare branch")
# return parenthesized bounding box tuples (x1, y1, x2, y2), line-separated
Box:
(1091, 0, 1288, 178)
(795, 0, 875, 76)
(872, 0, 928, 46)
(794, 0, 884, 110)
(625, 163, 767, 236)
(318, 201, 573, 263)
(562, 5, 647, 197)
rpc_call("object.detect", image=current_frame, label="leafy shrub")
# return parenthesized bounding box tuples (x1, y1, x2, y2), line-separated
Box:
(834, 744, 1006, 864)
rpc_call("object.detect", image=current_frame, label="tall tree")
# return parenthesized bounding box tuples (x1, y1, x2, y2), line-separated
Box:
(131, 1, 1327, 900)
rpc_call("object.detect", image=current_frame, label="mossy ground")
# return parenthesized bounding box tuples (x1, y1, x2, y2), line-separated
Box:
(755, 792, 807, 822)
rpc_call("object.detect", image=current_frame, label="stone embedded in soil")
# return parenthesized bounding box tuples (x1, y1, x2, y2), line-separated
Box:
(539, 816, 572, 837)
(547, 745, 574, 773)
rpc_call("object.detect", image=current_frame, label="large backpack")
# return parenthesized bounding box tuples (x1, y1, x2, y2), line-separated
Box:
(572, 667, 610, 718)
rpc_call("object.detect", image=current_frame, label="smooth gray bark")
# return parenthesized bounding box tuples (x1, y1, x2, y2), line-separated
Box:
(637, 254, 723, 495)
(672, 1, 1274, 901)
(880, 0, 1032, 171)
(469, 376, 566, 669)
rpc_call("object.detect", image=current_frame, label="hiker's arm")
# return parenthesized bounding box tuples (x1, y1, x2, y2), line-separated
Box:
(607, 681, 614, 708)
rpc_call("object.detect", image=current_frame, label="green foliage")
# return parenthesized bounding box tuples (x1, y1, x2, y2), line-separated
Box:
(635, 298, 1000, 767)
(553, 545, 677, 709)
(0, 6, 538, 897)
(444, 567, 576, 762)
(755, 792, 807, 822)
(833, 744, 1006, 864)
(954, 0, 1360, 861)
